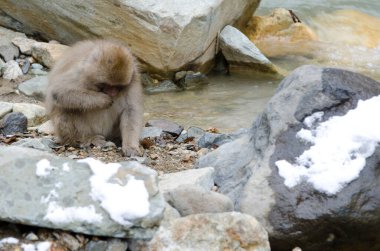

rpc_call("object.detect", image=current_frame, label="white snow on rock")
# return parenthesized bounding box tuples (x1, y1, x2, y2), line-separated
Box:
(79, 158, 150, 226)
(21, 242, 52, 251)
(276, 95, 380, 194)
(44, 201, 103, 224)
(36, 159, 56, 177)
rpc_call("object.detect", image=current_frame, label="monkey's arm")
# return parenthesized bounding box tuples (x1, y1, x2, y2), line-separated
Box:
(50, 88, 112, 111)
(120, 74, 143, 156)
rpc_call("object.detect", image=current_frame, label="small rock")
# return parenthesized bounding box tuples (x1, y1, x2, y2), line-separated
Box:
(30, 68, 48, 76)
(31, 42, 69, 68)
(159, 167, 215, 194)
(150, 154, 159, 160)
(149, 212, 270, 251)
(198, 132, 230, 148)
(56, 232, 82, 251)
(24, 232, 39, 241)
(12, 103, 47, 126)
(2, 60, 23, 80)
(37, 120, 54, 134)
(0, 58, 5, 75)
(177, 71, 209, 90)
(145, 119, 183, 137)
(0, 112, 27, 135)
(145, 79, 182, 94)
(31, 63, 44, 70)
(165, 184, 234, 216)
(174, 71, 187, 81)
(85, 239, 128, 251)
(0, 102, 13, 118)
(17, 58, 30, 74)
(18, 76, 48, 100)
(0, 44, 19, 62)
(219, 25, 280, 74)
(12, 137, 56, 152)
(12, 37, 38, 55)
(140, 127, 163, 139)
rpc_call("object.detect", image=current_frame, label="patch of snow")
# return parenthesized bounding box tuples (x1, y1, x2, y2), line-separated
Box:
(276, 96, 380, 194)
(303, 111, 324, 128)
(40, 189, 58, 204)
(62, 162, 70, 172)
(79, 158, 150, 226)
(0, 237, 19, 245)
(44, 201, 103, 224)
(36, 159, 56, 177)
(21, 244, 35, 251)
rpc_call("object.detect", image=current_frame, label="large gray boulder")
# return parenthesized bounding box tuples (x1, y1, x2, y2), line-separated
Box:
(0, 146, 165, 239)
(0, 0, 260, 76)
(198, 65, 380, 251)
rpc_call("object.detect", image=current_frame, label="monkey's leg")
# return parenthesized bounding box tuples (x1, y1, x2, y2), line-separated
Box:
(52, 88, 112, 110)
(120, 108, 143, 157)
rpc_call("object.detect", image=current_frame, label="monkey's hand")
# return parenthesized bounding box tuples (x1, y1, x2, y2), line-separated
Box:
(122, 145, 143, 157)
(97, 93, 114, 109)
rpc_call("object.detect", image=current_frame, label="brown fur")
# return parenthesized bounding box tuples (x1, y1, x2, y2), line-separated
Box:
(45, 40, 143, 156)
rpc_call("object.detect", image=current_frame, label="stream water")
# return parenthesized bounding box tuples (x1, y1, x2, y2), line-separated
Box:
(144, 0, 380, 132)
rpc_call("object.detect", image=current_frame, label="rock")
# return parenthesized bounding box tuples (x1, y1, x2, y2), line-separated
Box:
(12, 103, 47, 126)
(140, 127, 163, 139)
(0, 58, 5, 75)
(12, 137, 56, 152)
(149, 212, 270, 251)
(245, 8, 318, 57)
(198, 132, 230, 148)
(161, 203, 181, 226)
(145, 119, 183, 137)
(165, 185, 234, 216)
(199, 65, 380, 251)
(85, 239, 128, 251)
(0, 112, 27, 135)
(174, 71, 187, 81)
(176, 126, 205, 143)
(12, 37, 37, 55)
(145, 80, 182, 94)
(30, 68, 48, 76)
(18, 76, 48, 100)
(56, 232, 82, 251)
(0, 27, 25, 62)
(0, 102, 13, 118)
(31, 42, 69, 68)
(31, 63, 44, 70)
(2, 60, 23, 80)
(36, 120, 55, 135)
(18, 58, 30, 74)
(219, 25, 280, 74)
(177, 71, 209, 90)
(0, 1, 260, 76)
(158, 167, 215, 194)
(25, 232, 39, 241)
(0, 146, 165, 238)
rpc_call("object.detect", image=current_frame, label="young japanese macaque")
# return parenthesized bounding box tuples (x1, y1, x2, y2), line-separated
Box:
(45, 40, 143, 157)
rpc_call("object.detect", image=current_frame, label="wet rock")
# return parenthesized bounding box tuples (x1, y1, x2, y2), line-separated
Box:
(219, 25, 280, 74)
(245, 8, 318, 57)
(199, 65, 380, 251)
(2, 60, 23, 80)
(177, 71, 209, 90)
(31, 42, 69, 68)
(0, 112, 27, 135)
(0, 146, 165, 238)
(140, 127, 163, 139)
(165, 185, 234, 216)
(12, 103, 47, 126)
(145, 79, 182, 94)
(145, 119, 183, 137)
(18, 76, 48, 100)
(0, 1, 260, 76)
(149, 212, 270, 251)
(158, 167, 215, 194)
(12, 137, 56, 152)
(12, 37, 37, 55)
(0, 102, 13, 118)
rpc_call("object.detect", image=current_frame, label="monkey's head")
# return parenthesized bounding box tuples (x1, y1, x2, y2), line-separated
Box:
(84, 41, 136, 98)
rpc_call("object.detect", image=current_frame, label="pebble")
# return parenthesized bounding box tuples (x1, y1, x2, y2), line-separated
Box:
(0, 112, 27, 135)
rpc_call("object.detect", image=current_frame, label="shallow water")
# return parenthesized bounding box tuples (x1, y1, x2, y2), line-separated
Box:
(144, 0, 380, 132)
